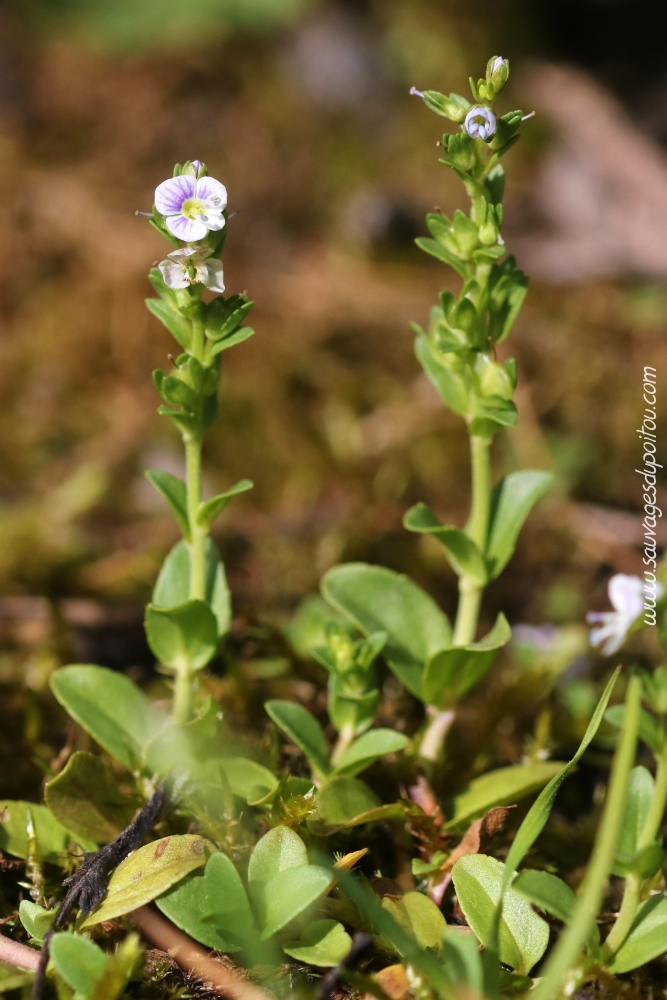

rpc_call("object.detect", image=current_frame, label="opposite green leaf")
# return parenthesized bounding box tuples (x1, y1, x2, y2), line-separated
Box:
(452, 854, 549, 975)
(382, 892, 447, 952)
(145, 599, 218, 672)
(404, 503, 488, 584)
(447, 761, 564, 830)
(145, 297, 190, 349)
(314, 775, 404, 831)
(152, 537, 231, 640)
(513, 870, 577, 924)
(196, 479, 253, 528)
(247, 825, 309, 909)
(322, 563, 452, 699)
(145, 470, 190, 540)
(283, 920, 352, 967)
(332, 729, 409, 777)
(219, 757, 279, 805)
(50, 665, 156, 771)
(423, 612, 511, 709)
(606, 894, 667, 974)
(50, 933, 107, 997)
(264, 700, 330, 780)
(613, 765, 656, 876)
(157, 852, 256, 954)
(81, 835, 214, 927)
(486, 471, 554, 579)
(44, 751, 135, 844)
(261, 865, 334, 939)
(18, 901, 56, 944)
(0, 801, 89, 861)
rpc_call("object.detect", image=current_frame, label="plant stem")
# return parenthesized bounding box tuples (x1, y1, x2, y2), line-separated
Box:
(185, 436, 206, 601)
(532, 676, 641, 1000)
(419, 708, 455, 763)
(453, 433, 491, 645)
(603, 717, 667, 959)
(331, 723, 356, 768)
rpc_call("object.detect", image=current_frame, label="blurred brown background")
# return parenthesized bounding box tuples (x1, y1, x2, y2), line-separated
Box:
(0, 0, 666, 679)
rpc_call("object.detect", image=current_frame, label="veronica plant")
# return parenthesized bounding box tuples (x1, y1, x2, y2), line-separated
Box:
(321, 58, 553, 762)
(143, 159, 254, 724)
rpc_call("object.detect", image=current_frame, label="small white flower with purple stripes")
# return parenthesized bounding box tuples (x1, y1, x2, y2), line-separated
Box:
(158, 246, 224, 293)
(155, 171, 227, 242)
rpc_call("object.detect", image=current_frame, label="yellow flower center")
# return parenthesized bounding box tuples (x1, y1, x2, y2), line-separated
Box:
(181, 197, 206, 220)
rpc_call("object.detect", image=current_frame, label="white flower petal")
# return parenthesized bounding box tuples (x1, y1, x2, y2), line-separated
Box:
(201, 211, 226, 233)
(155, 174, 196, 216)
(196, 176, 227, 211)
(608, 574, 644, 620)
(166, 214, 208, 242)
(158, 260, 190, 289)
(167, 245, 212, 263)
(203, 259, 225, 293)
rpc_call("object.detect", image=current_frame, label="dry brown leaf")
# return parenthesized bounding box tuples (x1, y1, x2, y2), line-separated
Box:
(375, 964, 411, 1000)
(442, 805, 515, 873)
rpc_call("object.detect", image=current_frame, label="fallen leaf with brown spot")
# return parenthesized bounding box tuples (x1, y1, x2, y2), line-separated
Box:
(442, 805, 515, 872)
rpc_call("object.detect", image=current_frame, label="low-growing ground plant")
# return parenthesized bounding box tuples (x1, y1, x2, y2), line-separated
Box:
(0, 54, 666, 1000)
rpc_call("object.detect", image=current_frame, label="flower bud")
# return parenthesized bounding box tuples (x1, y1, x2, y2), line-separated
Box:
(420, 89, 471, 123)
(183, 159, 207, 178)
(486, 56, 509, 95)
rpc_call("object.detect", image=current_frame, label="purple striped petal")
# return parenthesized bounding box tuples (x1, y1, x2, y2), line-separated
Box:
(155, 174, 196, 216)
(196, 176, 227, 211)
(165, 214, 207, 242)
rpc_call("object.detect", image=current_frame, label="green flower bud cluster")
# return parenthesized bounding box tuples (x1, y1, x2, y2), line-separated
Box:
(148, 280, 254, 440)
(411, 59, 529, 438)
(311, 624, 386, 738)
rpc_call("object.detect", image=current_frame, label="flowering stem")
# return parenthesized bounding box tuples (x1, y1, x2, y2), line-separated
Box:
(453, 433, 491, 645)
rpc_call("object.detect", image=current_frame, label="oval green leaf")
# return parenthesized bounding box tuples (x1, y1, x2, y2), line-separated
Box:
(261, 865, 334, 939)
(452, 854, 549, 975)
(382, 892, 447, 952)
(45, 751, 135, 844)
(81, 835, 214, 927)
(50, 933, 107, 995)
(283, 920, 352, 967)
(157, 852, 255, 953)
(50, 665, 156, 771)
(0, 801, 94, 861)
(322, 563, 452, 698)
(264, 700, 330, 780)
(447, 761, 564, 830)
(333, 729, 409, 777)
(607, 894, 667, 974)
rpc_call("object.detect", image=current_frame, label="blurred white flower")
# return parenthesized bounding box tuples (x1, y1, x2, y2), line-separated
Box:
(158, 246, 224, 293)
(586, 574, 653, 656)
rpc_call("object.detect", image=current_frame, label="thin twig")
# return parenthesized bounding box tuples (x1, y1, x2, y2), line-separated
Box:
(0, 933, 40, 972)
(129, 906, 273, 1000)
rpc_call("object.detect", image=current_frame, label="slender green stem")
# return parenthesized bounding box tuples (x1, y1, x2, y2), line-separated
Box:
(185, 436, 206, 601)
(532, 677, 641, 1000)
(603, 717, 667, 959)
(419, 708, 455, 764)
(453, 433, 491, 646)
(331, 723, 356, 768)
(172, 665, 194, 726)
